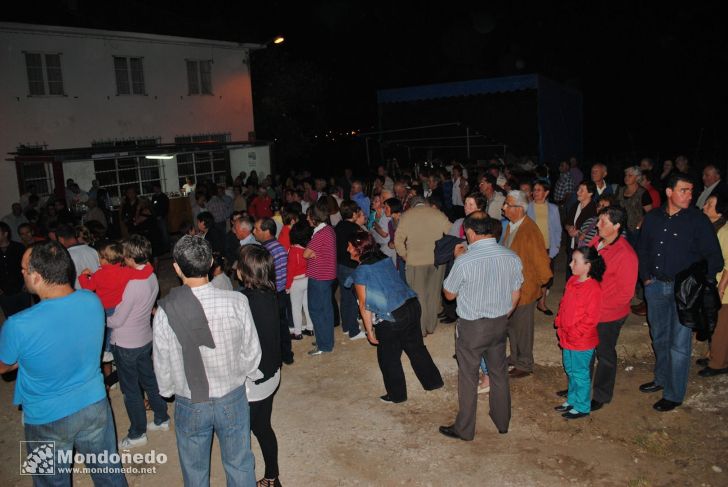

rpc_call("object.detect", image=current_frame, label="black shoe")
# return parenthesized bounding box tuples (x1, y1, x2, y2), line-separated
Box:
(282, 356, 294, 365)
(380, 394, 405, 404)
(536, 305, 554, 316)
(290, 334, 303, 340)
(653, 398, 681, 412)
(556, 389, 568, 398)
(590, 400, 604, 411)
(698, 366, 728, 377)
(440, 316, 457, 324)
(639, 381, 663, 393)
(554, 404, 571, 413)
(696, 357, 709, 367)
(562, 411, 589, 420)
(438, 425, 470, 441)
(302, 330, 314, 336)
(498, 429, 508, 434)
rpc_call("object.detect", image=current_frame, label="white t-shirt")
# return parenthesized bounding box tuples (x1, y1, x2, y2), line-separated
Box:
(68, 244, 100, 290)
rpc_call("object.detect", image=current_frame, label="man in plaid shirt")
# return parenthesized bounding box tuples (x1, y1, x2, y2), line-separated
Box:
(553, 160, 575, 206)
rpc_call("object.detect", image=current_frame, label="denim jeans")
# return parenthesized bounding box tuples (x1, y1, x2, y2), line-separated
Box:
(644, 280, 693, 403)
(307, 278, 335, 351)
(113, 342, 169, 439)
(174, 385, 256, 487)
(24, 398, 127, 487)
(337, 265, 361, 337)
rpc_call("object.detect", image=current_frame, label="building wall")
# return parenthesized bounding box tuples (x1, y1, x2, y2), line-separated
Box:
(0, 23, 255, 213)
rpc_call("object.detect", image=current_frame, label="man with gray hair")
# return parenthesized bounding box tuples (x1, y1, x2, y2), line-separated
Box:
(501, 190, 553, 378)
(696, 164, 728, 208)
(154, 235, 261, 485)
(395, 195, 452, 336)
(590, 163, 613, 201)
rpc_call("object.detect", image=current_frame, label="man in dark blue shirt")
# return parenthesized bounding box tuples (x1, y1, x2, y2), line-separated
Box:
(637, 173, 723, 412)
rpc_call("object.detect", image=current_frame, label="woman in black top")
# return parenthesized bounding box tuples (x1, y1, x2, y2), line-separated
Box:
(237, 245, 283, 487)
(564, 180, 597, 279)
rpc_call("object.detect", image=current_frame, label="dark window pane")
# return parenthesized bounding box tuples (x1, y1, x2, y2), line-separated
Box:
(117, 157, 137, 169)
(25, 53, 45, 95)
(114, 57, 130, 95)
(96, 171, 118, 187)
(118, 169, 137, 184)
(130, 57, 145, 95)
(200, 60, 212, 94)
(94, 159, 116, 172)
(186, 60, 199, 95)
(45, 54, 64, 95)
(177, 162, 194, 176)
(177, 153, 192, 163)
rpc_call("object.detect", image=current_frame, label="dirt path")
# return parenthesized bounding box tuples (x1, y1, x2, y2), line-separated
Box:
(1, 255, 727, 486)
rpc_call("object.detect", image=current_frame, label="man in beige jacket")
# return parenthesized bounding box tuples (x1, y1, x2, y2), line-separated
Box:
(395, 196, 452, 336)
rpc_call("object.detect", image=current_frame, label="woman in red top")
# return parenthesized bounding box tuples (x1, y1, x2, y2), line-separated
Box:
(248, 188, 273, 219)
(554, 246, 605, 419)
(304, 201, 338, 355)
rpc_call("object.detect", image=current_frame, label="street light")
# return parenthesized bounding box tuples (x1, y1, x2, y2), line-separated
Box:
(273, 36, 284, 45)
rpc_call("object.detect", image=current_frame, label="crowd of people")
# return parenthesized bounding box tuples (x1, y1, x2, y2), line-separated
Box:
(1, 154, 727, 484)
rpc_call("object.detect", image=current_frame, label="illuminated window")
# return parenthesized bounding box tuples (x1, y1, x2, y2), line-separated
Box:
(94, 156, 164, 198)
(176, 151, 229, 188)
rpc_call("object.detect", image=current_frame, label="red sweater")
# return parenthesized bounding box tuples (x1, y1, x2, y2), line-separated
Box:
(590, 236, 639, 322)
(555, 276, 602, 351)
(78, 263, 154, 309)
(249, 195, 273, 219)
(279, 225, 291, 252)
(286, 245, 307, 289)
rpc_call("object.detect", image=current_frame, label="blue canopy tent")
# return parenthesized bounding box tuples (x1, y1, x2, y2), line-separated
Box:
(376, 74, 582, 163)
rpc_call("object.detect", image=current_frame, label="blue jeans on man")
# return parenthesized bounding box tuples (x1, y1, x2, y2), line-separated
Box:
(644, 280, 693, 403)
(337, 265, 361, 337)
(112, 342, 169, 439)
(24, 398, 127, 487)
(307, 278, 335, 351)
(174, 385, 256, 486)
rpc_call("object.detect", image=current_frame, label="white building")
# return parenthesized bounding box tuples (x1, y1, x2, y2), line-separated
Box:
(0, 22, 271, 215)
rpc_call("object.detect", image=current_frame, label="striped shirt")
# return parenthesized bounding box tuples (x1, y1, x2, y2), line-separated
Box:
(443, 238, 524, 320)
(262, 239, 288, 292)
(306, 224, 337, 280)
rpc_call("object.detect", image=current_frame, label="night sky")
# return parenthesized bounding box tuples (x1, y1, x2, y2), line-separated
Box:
(5, 1, 728, 164)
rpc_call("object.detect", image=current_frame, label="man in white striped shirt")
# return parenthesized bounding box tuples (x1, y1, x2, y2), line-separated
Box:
(153, 235, 261, 486)
(439, 212, 523, 441)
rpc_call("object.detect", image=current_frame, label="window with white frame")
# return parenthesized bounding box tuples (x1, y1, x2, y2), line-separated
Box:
(114, 56, 146, 95)
(186, 60, 213, 95)
(24, 52, 64, 96)
(18, 161, 55, 197)
(176, 151, 229, 188)
(94, 156, 164, 198)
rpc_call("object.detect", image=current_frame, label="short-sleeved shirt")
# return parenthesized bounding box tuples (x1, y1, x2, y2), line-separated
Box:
(443, 238, 524, 320)
(0, 290, 106, 424)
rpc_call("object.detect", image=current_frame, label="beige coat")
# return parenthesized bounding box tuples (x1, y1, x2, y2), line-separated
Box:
(395, 205, 451, 266)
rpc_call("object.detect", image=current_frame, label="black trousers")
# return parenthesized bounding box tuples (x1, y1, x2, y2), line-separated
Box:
(590, 317, 627, 403)
(374, 298, 444, 401)
(250, 392, 279, 479)
(276, 291, 293, 363)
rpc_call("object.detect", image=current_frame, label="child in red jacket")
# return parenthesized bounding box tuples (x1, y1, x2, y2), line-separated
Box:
(78, 241, 154, 362)
(554, 246, 605, 419)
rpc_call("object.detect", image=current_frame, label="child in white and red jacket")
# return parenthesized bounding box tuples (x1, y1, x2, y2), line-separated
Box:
(554, 246, 605, 420)
(286, 221, 314, 339)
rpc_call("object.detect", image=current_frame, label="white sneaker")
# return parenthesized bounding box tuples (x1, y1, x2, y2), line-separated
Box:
(349, 331, 367, 341)
(147, 419, 170, 432)
(118, 434, 147, 449)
